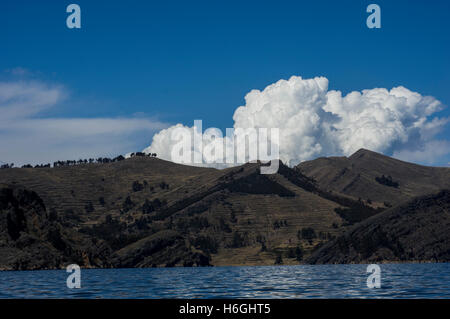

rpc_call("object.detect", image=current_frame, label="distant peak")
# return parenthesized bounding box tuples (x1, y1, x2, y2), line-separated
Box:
(349, 148, 380, 159)
(352, 148, 371, 154)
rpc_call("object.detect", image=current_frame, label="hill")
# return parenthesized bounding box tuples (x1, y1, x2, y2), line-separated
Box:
(306, 190, 450, 264)
(1, 151, 449, 270)
(0, 157, 352, 269)
(0, 185, 112, 270)
(297, 148, 450, 205)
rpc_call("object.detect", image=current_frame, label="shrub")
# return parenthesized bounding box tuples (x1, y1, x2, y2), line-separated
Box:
(219, 218, 232, 233)
(287, 248, 296, 258)
(132, 181, 144, 192)
(230, 211, 237, 223)
(134, 216, 150, 230)
(142, 199, 155, 214)
(274, 255, 283, 265)
(260, 242, 267, 252)
(159, 181, 169, 190)
(84, 201, 94, 213)
(152, 198, 162, 209)
(122, 196, 135, 213)
(48, 208, 58, 222)
(47, 227, 66, 251)
(295, 246, 303, 261)
(230, 232, 246, 248)
(375, 175, 399, 188)
(299, 227, 316, 240)
(186, 203, 208, 216)
(192, 236, 218, 254)
(63, 209, 82, 222)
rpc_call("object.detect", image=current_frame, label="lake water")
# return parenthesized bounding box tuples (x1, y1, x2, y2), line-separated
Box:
(1, 263, 449, 298)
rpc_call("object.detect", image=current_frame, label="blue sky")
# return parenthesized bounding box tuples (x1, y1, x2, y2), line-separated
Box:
(0, 0, 449, 166)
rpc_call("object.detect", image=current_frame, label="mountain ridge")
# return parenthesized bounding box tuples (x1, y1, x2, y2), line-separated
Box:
(1, 149, 449, 269)
(297, 148, 450, 204)
(306, 189, 450, 264)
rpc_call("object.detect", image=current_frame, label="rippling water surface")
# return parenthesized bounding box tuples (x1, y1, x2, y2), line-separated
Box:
(1, 263, 449, 298)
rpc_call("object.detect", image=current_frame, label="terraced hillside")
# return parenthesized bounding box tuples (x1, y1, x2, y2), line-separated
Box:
(0, 156, 365, 269)
(307, 190, 450, 264)
(297, 149, 450, 205)
(1, 151, 449, 270)
(0, 157, 219, 224)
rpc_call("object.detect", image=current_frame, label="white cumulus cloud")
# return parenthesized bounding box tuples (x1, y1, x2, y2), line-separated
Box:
(144, 75, 449, 167)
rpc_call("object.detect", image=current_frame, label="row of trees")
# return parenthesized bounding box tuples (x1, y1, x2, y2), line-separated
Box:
(0, 152, 158, 169)
(130, 152, 157, 157)
(53, 155, 126, 167)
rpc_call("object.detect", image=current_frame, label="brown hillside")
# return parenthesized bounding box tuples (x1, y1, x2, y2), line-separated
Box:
(2, 151, 449, 269)
(306, 190, 450, 264)
(297, 148, 450, 205)
(0, 157, 349, 269)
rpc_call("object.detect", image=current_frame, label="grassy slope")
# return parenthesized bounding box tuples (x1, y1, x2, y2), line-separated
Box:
(297, 148, 450, 205)
(307, 190, 450, 264)
(1, 149, 449, 268)
(0, 157, 345, 267)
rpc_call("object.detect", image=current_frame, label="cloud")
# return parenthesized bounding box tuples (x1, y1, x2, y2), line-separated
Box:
(144, 75, 448, 167)
(0, 79, 168, 166)
(7, 67, 30, 76)
(0, 81, 64, 119)
(393, 140, 450, 165)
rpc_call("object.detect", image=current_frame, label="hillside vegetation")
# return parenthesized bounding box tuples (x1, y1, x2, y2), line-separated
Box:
(1, 149, 449, 269)
(297, 148, 450, 205)
(307, 190, 450, 264)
